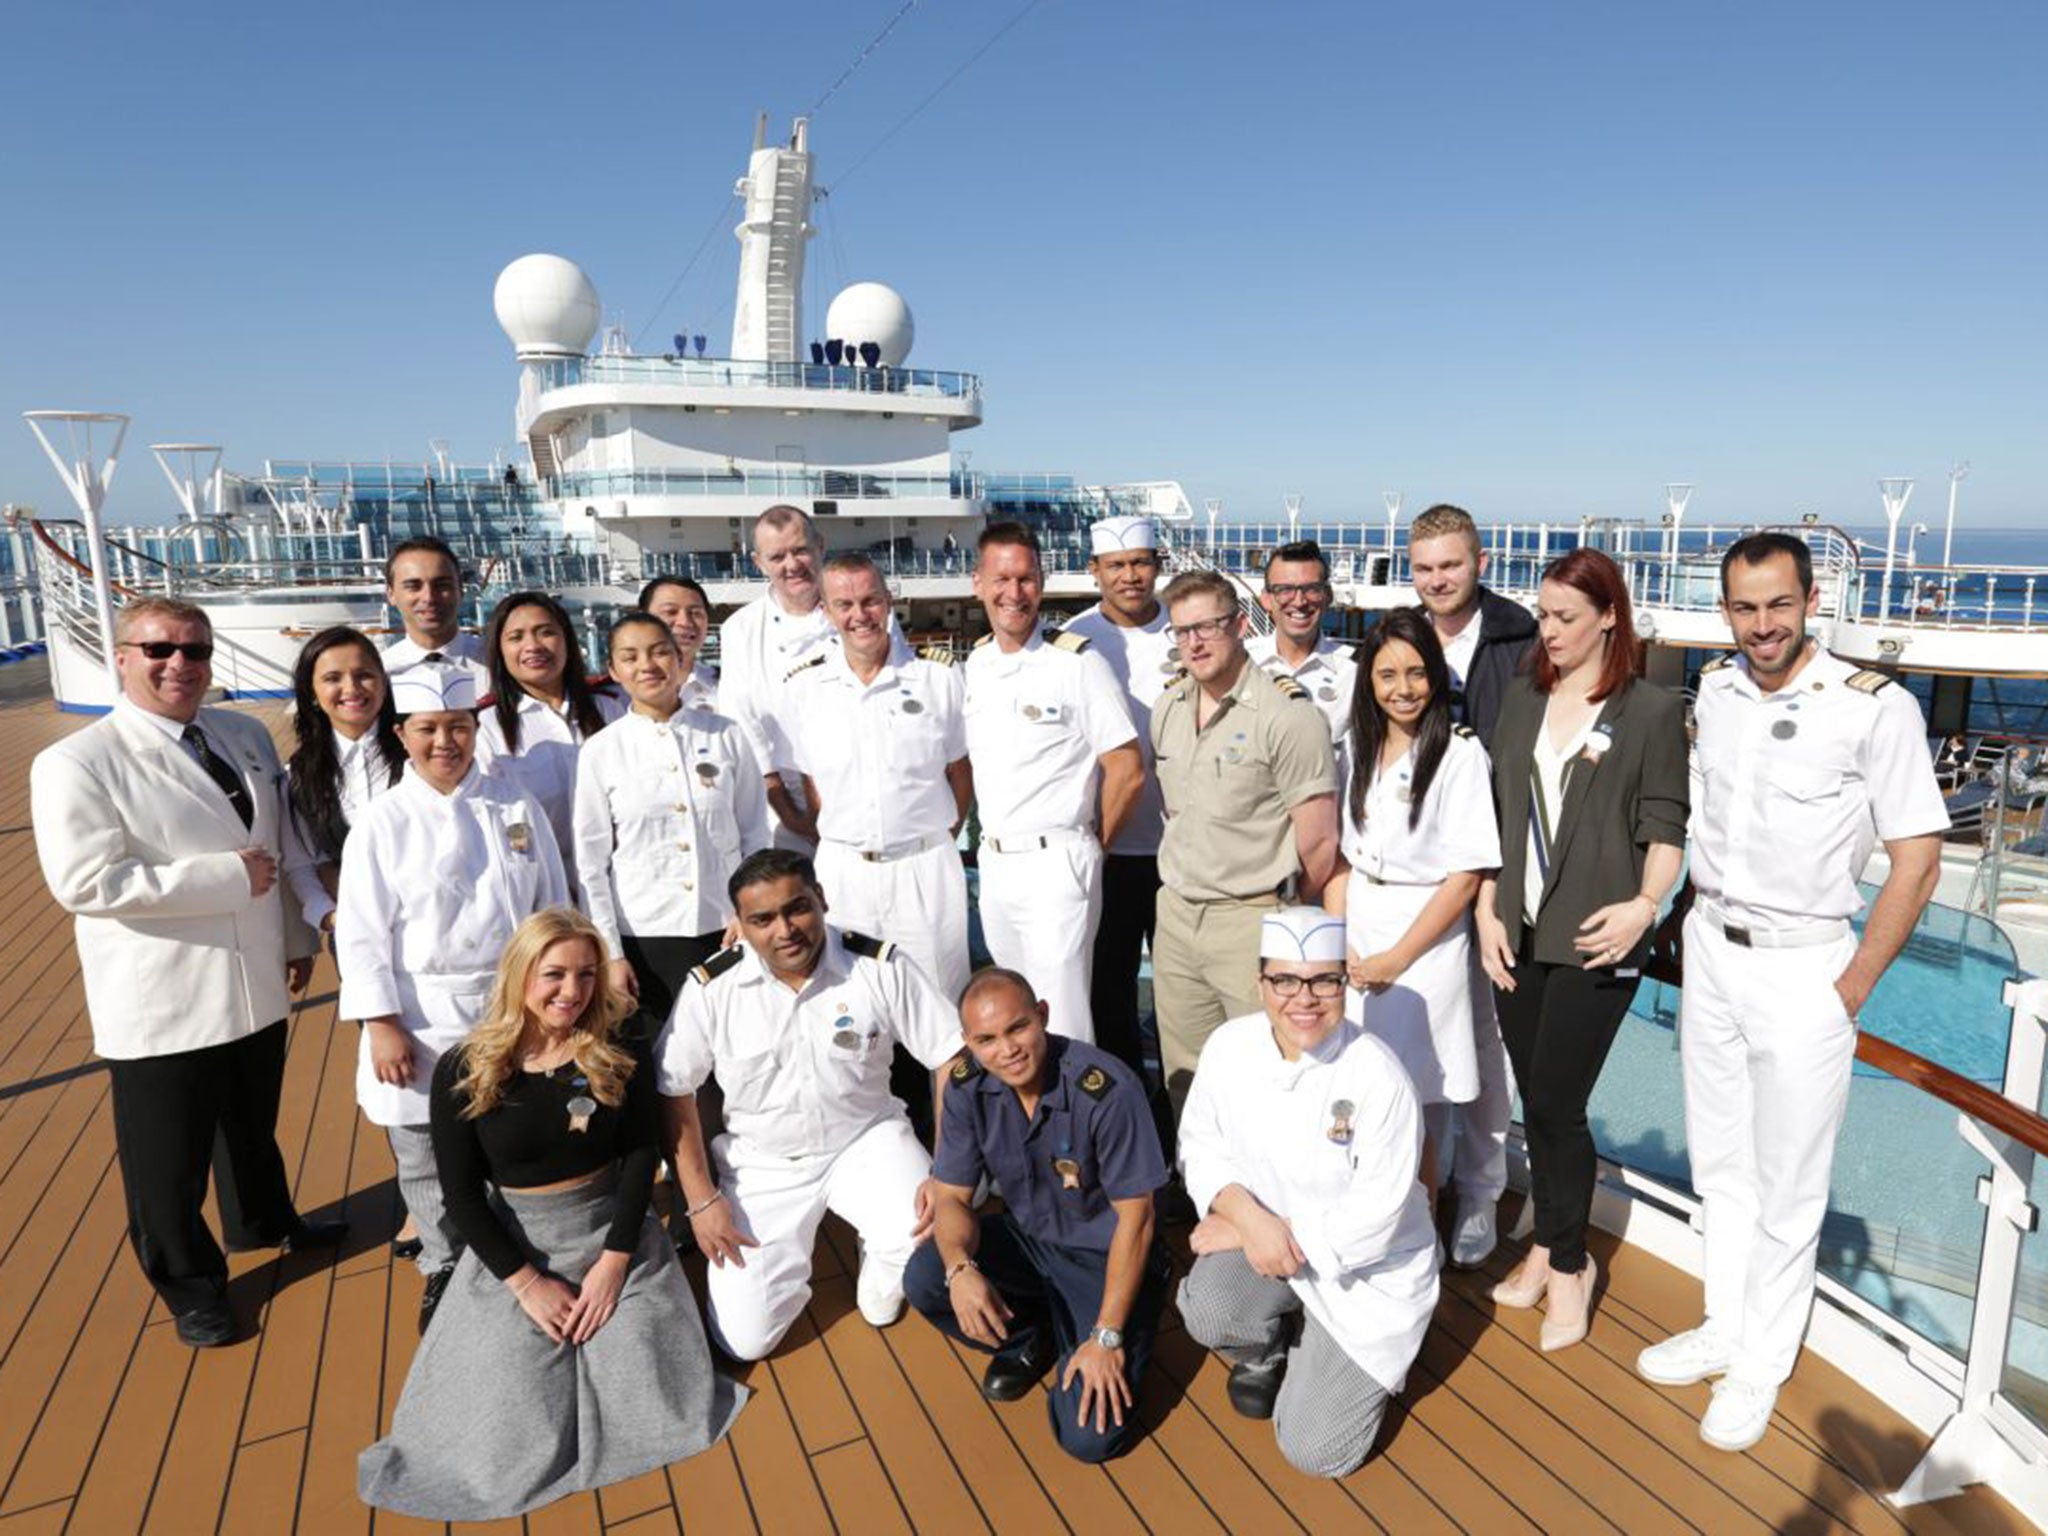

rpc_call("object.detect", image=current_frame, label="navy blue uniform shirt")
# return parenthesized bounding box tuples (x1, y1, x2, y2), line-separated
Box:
(935, 1037, 1167, 1251)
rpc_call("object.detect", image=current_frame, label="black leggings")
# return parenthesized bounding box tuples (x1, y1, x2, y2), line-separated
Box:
(1491, 940, 1638, 1274)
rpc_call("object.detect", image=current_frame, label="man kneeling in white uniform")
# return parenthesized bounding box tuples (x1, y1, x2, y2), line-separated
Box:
(657, 849, 962, 1359)
(1177, 907, 1439, 1478)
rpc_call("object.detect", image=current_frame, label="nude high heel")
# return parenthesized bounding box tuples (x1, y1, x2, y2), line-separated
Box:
(1540, 1255, 1599, 1351)
(1489, 1255, 1550, 1309)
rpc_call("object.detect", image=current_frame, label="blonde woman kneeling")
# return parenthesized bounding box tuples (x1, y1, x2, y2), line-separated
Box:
(358, 909, 744, 1521)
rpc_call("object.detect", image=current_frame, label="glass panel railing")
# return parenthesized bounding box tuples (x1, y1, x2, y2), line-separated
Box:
(1587, 894, 2017, 1364)
(1999, 1025, 2048, 1432)
(534, 355, 982, 402)
(552, 468, 978, 502)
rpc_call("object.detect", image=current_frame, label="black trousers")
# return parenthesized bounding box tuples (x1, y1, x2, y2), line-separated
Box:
(1089, 854, 1159, 1078)
(619, 931, 726, 1036)
(105, 1019, 300, 1315)
(1491, 941, 1638, 1274)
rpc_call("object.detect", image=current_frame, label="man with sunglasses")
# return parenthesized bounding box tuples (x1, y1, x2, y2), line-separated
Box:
(1247, 540, 1359, 747)
(32, 599, 342, 1350)
(1150, 571, 1339, 1116)
(1176, 907, 1437, 1478)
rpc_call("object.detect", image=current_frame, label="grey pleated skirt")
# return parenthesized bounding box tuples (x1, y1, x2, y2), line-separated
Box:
(358, 1169, 746, 1521)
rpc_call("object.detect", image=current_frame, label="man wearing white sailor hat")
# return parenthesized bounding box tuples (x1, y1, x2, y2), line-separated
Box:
(1063, 515, 1179, 1088)
(1174, 905, 1438, 1478)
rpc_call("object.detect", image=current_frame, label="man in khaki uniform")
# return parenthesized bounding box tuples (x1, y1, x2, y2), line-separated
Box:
(1151, 570, 1340, 1110)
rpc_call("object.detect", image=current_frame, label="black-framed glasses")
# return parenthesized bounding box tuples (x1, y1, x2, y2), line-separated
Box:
(1265, 581, 1330, 600)
(1261, 971, 1346, 999)
(1167, 615, 1236, 644)
(120, 641, 214, 662)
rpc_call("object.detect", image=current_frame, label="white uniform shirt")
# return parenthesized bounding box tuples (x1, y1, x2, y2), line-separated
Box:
(1180, 1013, 1440, 1392)
(573, 705, 770, 948)
(1063, 603, 1179, 857)
(715, 594, 837, 773)
(336, 764, 568, 1124)
(1248, 633, 1359, 746)
(283, 730, 402, 930)
(963, 630, 1138, 840)
(680, 664, 719, 714)
(1688, 648, 1949, 927)
(475, 690, 627, 867)
(655, 928, 961, 1162)
(771, 633, 966, 850)
(1438, 614, 1482, 693)
(382, 631, 490, 691)
(1340, 731, 1500, 885)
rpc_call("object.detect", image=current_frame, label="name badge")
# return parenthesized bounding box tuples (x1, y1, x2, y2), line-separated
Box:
(1052, 1155, 1083, 1190)
(566, 1094, 597, 1133)
(508, 821, 532, 854)
(1327, 1099, 1355, 1145)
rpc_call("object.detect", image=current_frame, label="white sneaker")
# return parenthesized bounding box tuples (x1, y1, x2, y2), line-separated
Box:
(1447, 1199, 1498, 1269)
(1635, 1326, 1733, 1386)
(1700, 1379, 1777, 1452)
(855, 1248, 905, 1328)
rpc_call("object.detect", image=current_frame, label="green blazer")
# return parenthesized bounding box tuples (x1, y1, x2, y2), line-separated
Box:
(1488, 676, 1690, 968)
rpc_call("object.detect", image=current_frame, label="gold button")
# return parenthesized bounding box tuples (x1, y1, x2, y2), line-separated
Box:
(673, 801, 687, 812)
(682, 880, 694, 891)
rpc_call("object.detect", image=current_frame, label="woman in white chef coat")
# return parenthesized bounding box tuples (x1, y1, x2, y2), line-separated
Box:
(284, 626, 406, 936)
(337, 661, 569, 1332)
(1177, 907, 1439, 1479)
(573, 610, 770, 1025)
(1326, 608, 1500, 1190)
(476, 590, 624, 870)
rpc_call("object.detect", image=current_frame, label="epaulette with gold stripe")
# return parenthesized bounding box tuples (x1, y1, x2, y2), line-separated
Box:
(689, 945, 745, 985)
(782, 653, 828, 684)
(1845, 667, 1895, 694)
(1699, 655, 1733, 675)
(841, 930, 896, 962)
(916, 644, 957, 667)
(1047, 628, 1091, 654)
(1270, 673, 1309, 702)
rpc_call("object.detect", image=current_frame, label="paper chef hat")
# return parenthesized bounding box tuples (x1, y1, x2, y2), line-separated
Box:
(389, 661, 479, 716)
(1259, 906, 1348, 964)
(1088, 515, 1159, 556)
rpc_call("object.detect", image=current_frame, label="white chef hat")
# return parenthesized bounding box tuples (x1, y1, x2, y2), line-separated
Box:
(1259, 906, 1348, 964)
(1088, 515, 1159, 556)
(389, 661, 478, 716)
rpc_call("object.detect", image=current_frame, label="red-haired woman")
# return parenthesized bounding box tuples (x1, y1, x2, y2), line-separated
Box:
(1475, 549, 1688, 1350)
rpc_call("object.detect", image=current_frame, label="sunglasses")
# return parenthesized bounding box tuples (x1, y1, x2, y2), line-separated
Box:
(120, 641, 214, 662)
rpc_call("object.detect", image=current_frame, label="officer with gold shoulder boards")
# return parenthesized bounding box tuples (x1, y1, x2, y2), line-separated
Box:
(1246, 539, 1360, 748)
(907, 967, 1169, 1462)
(1636, 532, 1946, 1453)
(1151, 570, 1340, 1112)
(964, 522, 1143, 1044)
(769, 552, 972, 1003)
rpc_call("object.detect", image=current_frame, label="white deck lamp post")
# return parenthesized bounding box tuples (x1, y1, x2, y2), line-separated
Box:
(25, 410, 129, 686)
(1205, 499, 1221, 556)
(1284, 494, 1302, 546)
(1663, 482, 1695, 606)
(1941, 461, 1970, 575)
(1878, 478, 1915, 620)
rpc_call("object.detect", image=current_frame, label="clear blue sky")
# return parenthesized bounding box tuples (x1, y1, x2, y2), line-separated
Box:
(3, 0, 2043, 528)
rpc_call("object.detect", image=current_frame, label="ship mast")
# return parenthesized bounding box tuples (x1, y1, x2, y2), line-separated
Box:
(729, 116, 816, 363)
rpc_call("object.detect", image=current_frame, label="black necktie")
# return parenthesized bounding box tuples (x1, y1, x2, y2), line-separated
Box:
(183, 725, 254, 830)
(424, 651, 444, 662)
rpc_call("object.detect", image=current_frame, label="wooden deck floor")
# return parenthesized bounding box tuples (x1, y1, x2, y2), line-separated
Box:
(0, 682, 2031, 1534)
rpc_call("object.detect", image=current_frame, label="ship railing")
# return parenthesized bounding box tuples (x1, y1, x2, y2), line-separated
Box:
(1603, 897, 2048, 1511)
(534, 355, 982, 404)
(549, 468, 983, 503)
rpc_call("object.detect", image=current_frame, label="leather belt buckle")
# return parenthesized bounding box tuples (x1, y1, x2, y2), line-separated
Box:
(1723, 923, 1752, 948)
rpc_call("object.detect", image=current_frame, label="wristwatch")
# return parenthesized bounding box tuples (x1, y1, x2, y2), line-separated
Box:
(1089, 1324, 1124, 1350)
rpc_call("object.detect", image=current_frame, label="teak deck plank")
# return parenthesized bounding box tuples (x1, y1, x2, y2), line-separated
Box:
(0, 692, 2031, 1534)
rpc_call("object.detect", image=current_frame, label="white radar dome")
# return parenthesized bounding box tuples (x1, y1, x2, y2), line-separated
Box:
(826, 282, 915, 367)
(493, 254, 601, 359)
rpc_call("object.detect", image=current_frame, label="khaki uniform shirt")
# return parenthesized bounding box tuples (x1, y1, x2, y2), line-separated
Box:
(1152, 660, 1337, 902)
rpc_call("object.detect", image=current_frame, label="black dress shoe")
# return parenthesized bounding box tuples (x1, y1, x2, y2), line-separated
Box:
(175, 1303, 235, 1348)
(980, 1329, 1057, 1402)
(280, 1217, 348, 1253)
(1226, 1355, 1288, 1420)
(418, 1264, 456, 1335)
(391, 1234, 424, 1262)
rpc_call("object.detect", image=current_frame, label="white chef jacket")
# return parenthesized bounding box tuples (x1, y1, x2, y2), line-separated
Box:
(1339, 731, 1500, 885)
(1248, 633, 1359, 746)
(770, 634, 966, 850)
(1179, 1012, 1441, 1392)
(1062, 603, 1179, 857)
(475, 689, 626, 872)
(1689, 648, 1949, 929)
(656, 927, 961, 1163)
(573, 704, 771, 949)
(715, 593, 836, 774)
(282, 730, 402, 931)
(336, 763, 569, 1126)
(963, 630, 1137, 840)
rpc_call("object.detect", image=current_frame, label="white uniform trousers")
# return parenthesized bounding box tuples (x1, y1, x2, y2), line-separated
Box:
(976, 832, 1103, 1044)
(1680, 911, 1859, 1387)
(815, 836, 970, 1005)
(706, 1115, 932, 1361)
(1447, 956, 1514, 1208)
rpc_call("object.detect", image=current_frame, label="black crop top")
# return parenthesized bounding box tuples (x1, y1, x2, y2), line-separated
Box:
(429, 1036, 662, 1280)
